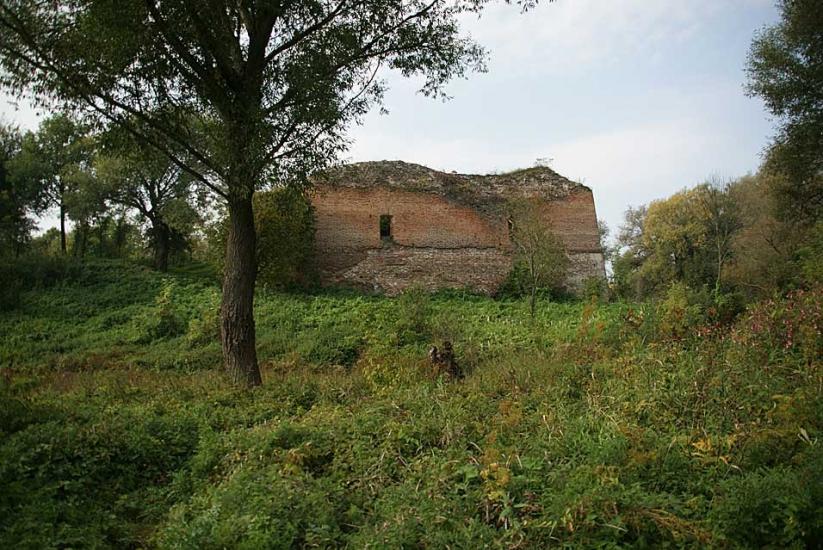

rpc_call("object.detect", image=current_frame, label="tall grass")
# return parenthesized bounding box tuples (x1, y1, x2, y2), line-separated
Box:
(0, 260, 820, 548)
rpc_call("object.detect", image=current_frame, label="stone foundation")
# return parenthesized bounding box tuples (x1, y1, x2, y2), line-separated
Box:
(328, 245, 512, 295)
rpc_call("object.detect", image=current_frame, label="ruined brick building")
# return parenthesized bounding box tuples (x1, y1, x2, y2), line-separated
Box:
(310, 161, 605, 295)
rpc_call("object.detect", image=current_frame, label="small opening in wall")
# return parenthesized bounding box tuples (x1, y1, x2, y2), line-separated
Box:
(507, 217, 514, 236)
(380, 214, 392, 241)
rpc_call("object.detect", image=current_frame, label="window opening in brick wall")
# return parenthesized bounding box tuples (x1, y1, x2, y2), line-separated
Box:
(380, 214, 392, 241)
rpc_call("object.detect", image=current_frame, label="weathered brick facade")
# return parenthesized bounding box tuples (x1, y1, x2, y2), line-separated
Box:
(311, 161, 605, 295)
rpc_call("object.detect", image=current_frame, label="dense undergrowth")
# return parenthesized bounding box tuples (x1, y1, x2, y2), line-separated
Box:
(1, 260, 821, 548)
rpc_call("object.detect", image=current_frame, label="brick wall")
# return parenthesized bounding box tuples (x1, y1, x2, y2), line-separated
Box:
(310, 177, 605, 295)
(537, 191, 602, 253)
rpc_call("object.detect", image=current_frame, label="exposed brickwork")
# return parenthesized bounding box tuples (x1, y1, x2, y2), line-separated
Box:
(337, 246, 512, 295)
(310, 161, 605, 295)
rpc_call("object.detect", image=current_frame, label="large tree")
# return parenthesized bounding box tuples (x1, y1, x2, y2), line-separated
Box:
(15, 114, 91, 254)
(0, 122, 39, 256)
(746, 0, 823, 225)
(61, 161, 110, 257)
(612, 184, 743, 298)
(0, 0, 537, 386)
(695, 181, 742, 298)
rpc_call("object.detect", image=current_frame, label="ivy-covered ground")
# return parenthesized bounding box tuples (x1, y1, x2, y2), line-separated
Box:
(1, 260, 820, 548)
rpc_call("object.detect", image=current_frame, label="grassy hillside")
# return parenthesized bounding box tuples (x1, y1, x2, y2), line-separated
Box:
(1, 260, 821, 548)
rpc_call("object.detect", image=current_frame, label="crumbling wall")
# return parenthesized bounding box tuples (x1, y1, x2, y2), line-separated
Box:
(312, 185, 511, 293)
(310, 169, 605, 295)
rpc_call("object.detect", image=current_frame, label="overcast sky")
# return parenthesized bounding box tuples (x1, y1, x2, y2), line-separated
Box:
(0, 0, 780, 235)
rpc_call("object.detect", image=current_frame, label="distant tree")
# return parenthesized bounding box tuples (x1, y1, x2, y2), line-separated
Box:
(613, 184, 745, 299)
(96, 135, 202, 271)
(616, 205, 647, 253)
(746, 0, 823, 225)
(0, 0, 537, 386)
(14, 115, 91, 254)
(597, 218, 612, 261)
(61, 161, 109, 257)
(695, 181, 742, 298)
(508, 200, 569, 318)
(611, 205, 649, 298)
(29, 227, 62, 256)
(636, 187, 714, 293)
(726, 172, 805, 296)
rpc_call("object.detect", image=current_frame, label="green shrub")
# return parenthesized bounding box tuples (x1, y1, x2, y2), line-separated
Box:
(131, 279, 187, 343)
(0, 273, 21, 311)
(581, 275, 609, 303)
(255, 187, 317, 290)
(0, 403, 200, 548)
(797, 220, 823, 286)
(656, 282, 705, 340)
(158, 466, 345, 548)
(730, 287, 822, 364)
(295, 321, 363, 367)
(497, 261, 530, 298)
(185, 287, 221, 347)
(0, 255, 91, 310)
(709, 464, 820, 547)
(393, 286, 432, 345)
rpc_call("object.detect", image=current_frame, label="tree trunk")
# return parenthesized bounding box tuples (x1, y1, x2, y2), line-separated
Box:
(114, 216, 128, 257)
(73, 222, 87, 257)
(59, 199, 67, 254)
(220, 194, 261, 387)
(97, 220, 106, 256)
(152, 220, 171, 272)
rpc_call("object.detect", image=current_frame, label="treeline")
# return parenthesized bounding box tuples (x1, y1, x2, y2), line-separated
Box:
(608, 171, 821, 306)
(0, 114, 315, 289)
(0, 115, 203, 268)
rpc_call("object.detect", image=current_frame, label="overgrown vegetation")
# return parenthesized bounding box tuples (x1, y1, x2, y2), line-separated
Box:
(505, 199, 570, 317)
(1, 260, 820, 548)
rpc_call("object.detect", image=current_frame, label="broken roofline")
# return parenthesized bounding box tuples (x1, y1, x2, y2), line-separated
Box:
(310, 160, 593, 204)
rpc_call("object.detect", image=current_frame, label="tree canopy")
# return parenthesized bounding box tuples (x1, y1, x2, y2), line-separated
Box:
(96, 131, 202, 270)
(0, 0, 514, 195)
(0, 123, 37, 256)
(12, 115, 92, 254)
(746, 0, 823, 224)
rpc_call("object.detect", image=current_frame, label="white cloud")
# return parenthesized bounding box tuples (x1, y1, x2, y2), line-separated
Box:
(346, 0, 777, 233)
(461, 0, 739, 77)
(349, 70, 771, 233)
(547, 119, 717, 230)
